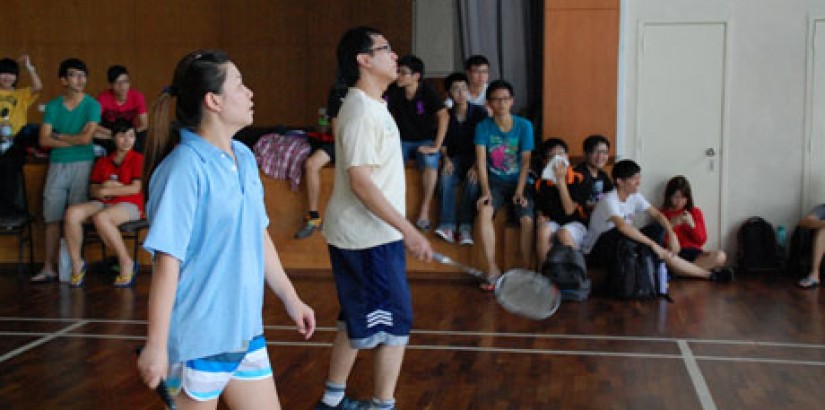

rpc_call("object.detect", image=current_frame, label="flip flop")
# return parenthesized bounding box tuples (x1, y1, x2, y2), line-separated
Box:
(30, 270, 58, 283)
(797, 277, 820, 290)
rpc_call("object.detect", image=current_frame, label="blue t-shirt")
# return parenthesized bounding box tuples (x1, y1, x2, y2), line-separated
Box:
(474, 115, 534, 183)
(143, 129, 269, 364)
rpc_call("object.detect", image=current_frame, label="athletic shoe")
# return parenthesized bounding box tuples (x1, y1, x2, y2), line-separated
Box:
(415, 219, 431, 231)
(458, 230, 474, 246)
(294, 217, 322, 239)
(315, 396, 372, 410)
(434, 227, 455, 243)
(797, 276, 820, 290)
(710, 267, 734, 283)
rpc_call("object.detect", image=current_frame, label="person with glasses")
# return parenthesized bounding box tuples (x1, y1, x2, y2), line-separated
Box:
(445, 54, 491, 111)
(94, 65, 148, 153)
(316, 27, 432, 410)
(31, 58, 101, 283)
(574, 134, 614, 222)
(137, 50, 315, 408)
(433, 72, 488, 245)
(475, 79, 535, 290)
(383, 54, 449, 232)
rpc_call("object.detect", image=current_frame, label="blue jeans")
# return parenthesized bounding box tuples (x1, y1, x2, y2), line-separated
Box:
(437, 155, 479, 232)
(401, 140, 440, 169)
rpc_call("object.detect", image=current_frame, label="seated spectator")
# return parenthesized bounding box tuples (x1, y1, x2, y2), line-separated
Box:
(582, 160, 733, 282)
(433, 72, 487, 245)
(795, 204, 825, 289)
(475, 80, 535, 289)
(574, 134, 614, 219)
(95, 65, 148, 153)
(0, 55, 42, 215)
(659, 175, 727, 271)
(63, 119, 144, 287)
(384, 54, 448, 230)
(32, 58, 100, 283)
(446, 54, 491, 113)
(294, 82, 348, 239)
(534, 138, 588, 264)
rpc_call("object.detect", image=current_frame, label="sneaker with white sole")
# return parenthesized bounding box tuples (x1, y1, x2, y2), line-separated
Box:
(458, 230, 474, 246)
(434, 227, 455, 243)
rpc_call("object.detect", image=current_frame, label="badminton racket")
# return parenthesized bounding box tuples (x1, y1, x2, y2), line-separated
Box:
(135, 347, 177, 410)
(433, 253, 561, 320)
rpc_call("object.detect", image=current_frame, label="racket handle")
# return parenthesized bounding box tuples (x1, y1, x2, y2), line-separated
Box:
(135, 347, 177, 410)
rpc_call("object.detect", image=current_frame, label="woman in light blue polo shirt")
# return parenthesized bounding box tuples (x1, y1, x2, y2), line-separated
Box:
(136, 50, 316, 409)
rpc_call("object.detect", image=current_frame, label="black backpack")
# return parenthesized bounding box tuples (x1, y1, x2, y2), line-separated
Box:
(606, 236, 662, 300)
(737, 217, 782, 273)
(541, 245, 590, 301)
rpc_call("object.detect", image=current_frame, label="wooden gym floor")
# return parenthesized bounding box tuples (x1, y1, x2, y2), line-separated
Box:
(0, 265, 823, 409)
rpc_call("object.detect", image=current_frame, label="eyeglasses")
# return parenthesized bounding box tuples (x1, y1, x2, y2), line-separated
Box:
(488, 96, 512, 103)
(397, 68, 413, 76)
(365, 44, 392, 54)
(469, 68, 489, 74)
(449, 85, 468, 93)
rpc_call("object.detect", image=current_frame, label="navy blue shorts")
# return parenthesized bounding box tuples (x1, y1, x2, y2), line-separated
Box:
(328, 240, 412, 349)
(678, 247, 703, 262)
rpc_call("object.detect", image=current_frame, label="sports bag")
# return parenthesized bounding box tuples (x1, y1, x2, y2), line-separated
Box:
(607, 236, 660, 299)
(737, 217, 782, 273)
(541, 245, 590, 301)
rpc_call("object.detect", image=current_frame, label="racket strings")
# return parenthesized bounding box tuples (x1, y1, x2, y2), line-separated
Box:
(495, 269, 561, 320)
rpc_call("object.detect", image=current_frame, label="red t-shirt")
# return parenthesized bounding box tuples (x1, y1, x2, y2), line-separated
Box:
(97, 89, 147, 127)
(661, 206, 707, 250)
(90, 150, 145, 215)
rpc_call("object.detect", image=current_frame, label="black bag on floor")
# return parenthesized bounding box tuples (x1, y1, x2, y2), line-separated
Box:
(737, 217, 782, 273)
(607, 236, 660, 299)
(541, 245, 590, 301)
(786, 226, 825, 277)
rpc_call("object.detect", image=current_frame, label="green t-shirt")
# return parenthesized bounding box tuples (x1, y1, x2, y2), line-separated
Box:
(43, 94, 101, 163)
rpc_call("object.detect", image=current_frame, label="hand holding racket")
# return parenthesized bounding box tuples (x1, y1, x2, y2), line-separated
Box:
(433, 253, 561, 320)
(135, 347, 177, 409)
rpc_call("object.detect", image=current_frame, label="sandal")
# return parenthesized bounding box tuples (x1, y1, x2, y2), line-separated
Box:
(797, 277, 820, 290)
(114, 261, 139, 288)
(30, 270, 58, 283)
(70, 262, 87, 288)
(415, 219, 431, 231)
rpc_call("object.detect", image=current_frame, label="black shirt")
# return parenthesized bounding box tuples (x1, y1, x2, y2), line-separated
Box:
(384, 82, 445, 142)
(444, 102, 488, 158)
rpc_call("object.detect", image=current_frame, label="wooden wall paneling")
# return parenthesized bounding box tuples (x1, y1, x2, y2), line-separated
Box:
(220, 0, 306, 47)
(543, 0, 619, 156)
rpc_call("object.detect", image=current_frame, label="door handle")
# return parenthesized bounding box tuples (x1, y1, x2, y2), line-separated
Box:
(706, 148, 716, 157)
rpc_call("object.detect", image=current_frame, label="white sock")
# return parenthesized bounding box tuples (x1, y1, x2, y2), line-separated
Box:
(321, 381, 346, 407)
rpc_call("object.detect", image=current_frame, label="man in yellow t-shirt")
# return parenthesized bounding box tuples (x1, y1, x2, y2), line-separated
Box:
(0, 55, 42, 140)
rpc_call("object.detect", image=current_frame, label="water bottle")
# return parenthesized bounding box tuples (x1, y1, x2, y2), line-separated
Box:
(657, 262, 668, 295)
(317, 107, 329, 133)
(776, 225, 787, 248)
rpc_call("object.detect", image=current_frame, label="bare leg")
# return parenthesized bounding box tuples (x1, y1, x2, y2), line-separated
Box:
(666, 254, 711, 279)
(556, 228, 577, 249)
(693, 250, 727, 271)
(91, 206, 133, 281)
(418, 168, 437, 223)
(536, 219, 552, 266)
(223, 376, 280, 410)
(807, 227, 825, 282)
(63, 203, 102, 274)
(43, 222, 61, 273)
(373, 345, 405, 402)
(327, 331, 359, 385)
(305, 150, 330, 213)
(477, 204, 499, 278)
(519, 216, 534, 268)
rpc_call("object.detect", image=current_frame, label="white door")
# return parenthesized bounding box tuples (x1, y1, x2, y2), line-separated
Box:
(804, 19, 825, 213)
(636, 22, 727, 249)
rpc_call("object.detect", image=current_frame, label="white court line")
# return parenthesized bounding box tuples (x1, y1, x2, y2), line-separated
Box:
(679, 340, 717, 410)
(3, 331, 825, 367)
(0, 321, 87, 363)
(2, 316, 825, 350)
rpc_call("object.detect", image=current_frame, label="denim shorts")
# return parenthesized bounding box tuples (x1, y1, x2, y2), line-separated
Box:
(401, 140, 440, 169)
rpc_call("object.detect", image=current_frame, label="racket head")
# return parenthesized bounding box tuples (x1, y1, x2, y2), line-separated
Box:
(494, 269, 562, 320)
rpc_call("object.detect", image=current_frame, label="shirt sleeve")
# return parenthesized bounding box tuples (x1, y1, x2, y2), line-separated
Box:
(129, 152, 144, 182)
(90, 157, 107, 183)
(422, 84, 446, 115)
(474, 120, 489, 146)
(519, 119, 535, 152)
(143, 151, 199, 262)
(338, 105, 380, 169)
(42, 100, 56, 125)
(86, 98, 101, 123)
(634, 193, 651, 213)
(135, 91, 148, 114)
(681, 207, 708, 246)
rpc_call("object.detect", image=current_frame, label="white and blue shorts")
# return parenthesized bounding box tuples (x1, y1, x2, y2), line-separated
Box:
(543, 220, 587, 248)
(166, 335, 272, 402)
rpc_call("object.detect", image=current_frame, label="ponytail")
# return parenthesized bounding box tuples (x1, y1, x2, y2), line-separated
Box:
(142, 89, 178, 189)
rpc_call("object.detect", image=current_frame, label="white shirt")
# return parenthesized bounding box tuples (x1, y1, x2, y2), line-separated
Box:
(582, 190, 651, 253)
(322, 88, 405, 249)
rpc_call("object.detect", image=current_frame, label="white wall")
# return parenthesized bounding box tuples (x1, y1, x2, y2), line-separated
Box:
(619, 0, 825, 254)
